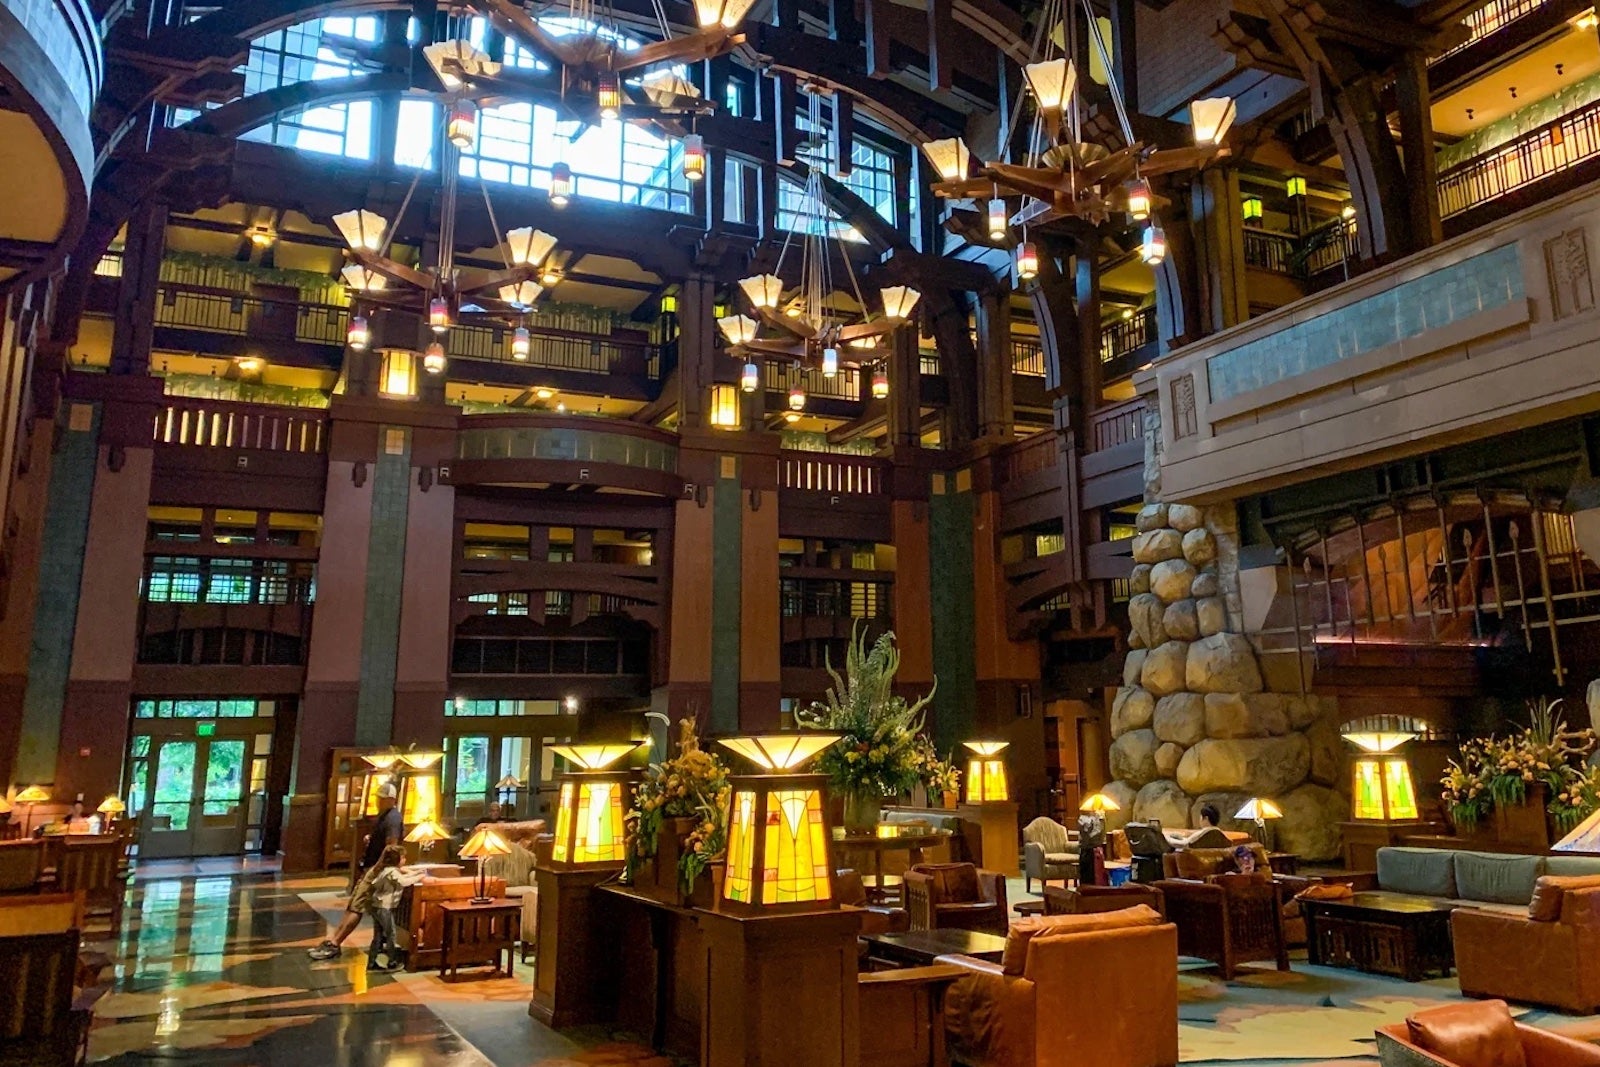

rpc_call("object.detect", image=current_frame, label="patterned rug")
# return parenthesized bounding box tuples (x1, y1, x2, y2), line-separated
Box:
(1176, 960, 1600, 1065)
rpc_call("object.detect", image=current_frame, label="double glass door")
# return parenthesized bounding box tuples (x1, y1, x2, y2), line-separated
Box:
(444, 734, 554, 824)
(131, 735, 256, 859)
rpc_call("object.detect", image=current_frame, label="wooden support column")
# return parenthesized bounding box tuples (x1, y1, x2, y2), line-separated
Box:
(974, 286, 1014, 440)
(885, 329, 921, 449)
(1109, 0, 1138, 114)
(391, 421, 456, 749)
(927, 0, 955, 91)
(1395, 49, 1442, 251)
(1073, 234, 1104, 411)
(772, 71, 801, 167)
(1150, 188, 1200, 352)
(109, 201, 166, 377)
(1187, 168, 1248, 337)
(677, 277, 716, 431)
(831, 94, 854, 178)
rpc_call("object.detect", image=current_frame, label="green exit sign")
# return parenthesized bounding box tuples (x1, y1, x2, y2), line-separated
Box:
(196, 722, 216, 737)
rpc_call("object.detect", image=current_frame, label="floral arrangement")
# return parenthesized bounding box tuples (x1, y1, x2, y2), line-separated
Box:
(919, 739, 962, 798)
(1441, 697, 1598, 832)
(796, 626, 937, 805)
(624, 718, 731, 893)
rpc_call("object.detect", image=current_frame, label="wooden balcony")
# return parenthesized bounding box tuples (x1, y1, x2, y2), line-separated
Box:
(777, 450, 892, 541)
(448, 415, 682, 497)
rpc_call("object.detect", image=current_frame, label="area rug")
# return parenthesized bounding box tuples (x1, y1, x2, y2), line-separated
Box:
(1177, 961, 1600, 1065)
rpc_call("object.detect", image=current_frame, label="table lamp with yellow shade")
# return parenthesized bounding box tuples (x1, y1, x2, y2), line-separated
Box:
(15, 785, 49, 834)
(1080, 790, 1121, 833)
(459, 826, 512, 903)
(405, 818, 451, 858)
(547, 742, 642, 869)
(1234, 797, 1283, 849)
(717, 733, 841, 914)
(963, 741, 1010, 803)
(97, 796, 126, 828)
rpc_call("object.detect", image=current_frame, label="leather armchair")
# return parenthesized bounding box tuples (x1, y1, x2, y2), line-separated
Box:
(1044, 883, 1165, 917)
(1452, 874, 1600, 1014)
(1375, 1000, 1600, 1067)
(837, 869, 910, 936)
(1022, 817, 1078, 893)
(939, 908, 1179, 1067)
(904, 863, 1008, 935)
(1153, 872, 1288, 979)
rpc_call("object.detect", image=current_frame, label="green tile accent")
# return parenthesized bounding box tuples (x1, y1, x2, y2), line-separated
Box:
(354, 429, 412, 746)
(18, 406, 102, 782)
(928, 474, 976, 756)
(709, 466, 742, 733)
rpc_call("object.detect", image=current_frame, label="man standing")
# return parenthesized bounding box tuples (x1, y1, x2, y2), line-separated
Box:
(308, 782, 403, 961)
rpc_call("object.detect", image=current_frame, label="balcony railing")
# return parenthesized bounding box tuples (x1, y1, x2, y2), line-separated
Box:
(143, 557, 317, 605)
(780, 577, 892, 620)
(154, 284, 348, 346)
(1102, 307, 1156, 366)
(1244, 228, 1296, 274)
(1438, 96, 1600, 219)
(1001, 431, 1058, 483)
(1013, 338, 1046, 377)
(456, 421, 677, 472)
(1431, 0, 1547, 63)
(1245, 221, 1359, 281)
(763, 361, 861, 401)
(1088, 398, 1145, 453)
(780, 451, 886, 495)
(154, 398, 327, 453)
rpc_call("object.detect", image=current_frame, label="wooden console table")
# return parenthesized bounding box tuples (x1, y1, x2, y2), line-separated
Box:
(439, 899, 519, 981)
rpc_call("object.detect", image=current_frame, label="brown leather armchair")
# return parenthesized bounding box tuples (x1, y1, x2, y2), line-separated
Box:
(939, 906, 1179, 1067)
(1153, 871, 1288, 979)
(903, 863, 1008, 934)
(837, 869, 910, 936)
(1451, 874, 1600, 1014)
(1044, 883, 1166, 917)
(1375, 1000, 1600, 1067)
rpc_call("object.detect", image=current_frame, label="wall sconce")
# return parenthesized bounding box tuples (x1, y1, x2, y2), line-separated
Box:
(963, 741, 1010, 803)
(1242, 196, 1263, 222)
(718, 734, 841, 912)
(547, 743, 642, 868)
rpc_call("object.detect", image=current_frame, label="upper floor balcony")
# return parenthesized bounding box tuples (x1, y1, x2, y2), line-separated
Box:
(1139, 177, 1600, 503)
(449, 415, 681, 497)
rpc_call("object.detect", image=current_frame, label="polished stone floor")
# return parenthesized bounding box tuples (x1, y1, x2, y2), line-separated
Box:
(85, 860, 676, 1067)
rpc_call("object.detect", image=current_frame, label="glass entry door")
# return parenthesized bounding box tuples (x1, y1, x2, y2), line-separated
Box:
(137, 737, 250, 859)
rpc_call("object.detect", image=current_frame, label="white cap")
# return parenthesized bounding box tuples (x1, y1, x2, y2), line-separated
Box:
(377, 783, 398, 799)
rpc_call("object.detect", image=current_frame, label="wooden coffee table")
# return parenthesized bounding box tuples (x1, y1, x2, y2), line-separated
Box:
(438, 899, 519, 981)
(861, 928, 1009, 969)
(1301, 891, 1456, 981)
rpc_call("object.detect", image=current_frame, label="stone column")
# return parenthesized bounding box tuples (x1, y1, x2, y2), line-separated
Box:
(1106, 502, 1348, 860)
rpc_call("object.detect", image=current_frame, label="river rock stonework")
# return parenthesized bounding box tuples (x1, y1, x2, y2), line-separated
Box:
(1104, 504, 1350, 859)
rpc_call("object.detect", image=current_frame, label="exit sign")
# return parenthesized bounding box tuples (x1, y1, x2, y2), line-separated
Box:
(196, 722, 216, 737)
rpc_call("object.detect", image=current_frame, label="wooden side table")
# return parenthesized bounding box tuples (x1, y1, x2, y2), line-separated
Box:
(439, 899, 519, 981)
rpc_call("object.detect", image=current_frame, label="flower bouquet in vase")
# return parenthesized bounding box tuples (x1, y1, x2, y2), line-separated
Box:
(796, 625, 937, 834)
(624, 718, 731, 904)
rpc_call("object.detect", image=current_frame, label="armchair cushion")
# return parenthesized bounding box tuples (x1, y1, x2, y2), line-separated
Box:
(1406, 1001, 1527, 1067)
(1454, 852, 1545, 906)
(1528, 875, 1600, 922)
(927, 863, 980, 901)
(1001, 905, 1162, 975)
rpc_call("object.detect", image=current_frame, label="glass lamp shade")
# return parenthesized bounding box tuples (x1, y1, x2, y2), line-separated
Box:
(401, 750, 444, 770)
(987, 198, 1009, 241)
(963, 742, 1010, 803)
(499, 281, 544, 308)
(1189, 96, 1236, 146)
(1242, 196, 1263, 221)
(1140, 225, 1167, 265)
(740, 361, 760, 393)
(717, 314, 759, 346)
(549, 163, 573, 207)
(424, 343, 447, 374)
(1352, 756, 1419, 820)
(717, 734, 841, 772)
(921, 137, 972, 182)
(597, 73, 623, 119)
(341, 264, 387, 291)
(708, 382, 741, 428)
(821, 347, 839, 379)
(1080, 791, 1121, 815)
(347, 314, 370, 350)
(428, 297, 451, 333)
(1235, 798, 1283, 822)
(332, 209, 387, 252)
(871, 368, 889, 399)
(548, 743, 641, 771)
(1023, 58, 1077, 112)
(788, 384, 806, 411)
(504, 227, 557, 268)
(362, 751, 400, 770)
(721, 775, 835, 912)
(496, 775, 522, 791)
(511, 326, 531, 360)
(1343, 729, 1419, 753)
(1285, 175, 1307, 198)
(447, 99, 478, 150)
(739, 273, 784, 310)
(880, 285, 921, 321)
(405, 818, 450, 845)
(97, 796, 125, 816)
(401, 774, 439, 823)
(460, 825, 513, 901)
(1126, 178, 1152, 221)
(683, 133, 706, 181)
(549, 771, 632, 867)
(660, 293, 679, 315)
(1015, 241, 1039, 280)
(693, 0, 758, 28)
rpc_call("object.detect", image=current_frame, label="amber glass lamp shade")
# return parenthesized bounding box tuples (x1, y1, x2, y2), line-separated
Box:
(97, 796, 126, 824)
(460, 827, 512, 903)
(718, 734, 839, 913)
(547, 743, 640, 868)
(1345, 726, 1420, 821)
(963, 741, 1010, 803)
(1079, 791, 1121, 815)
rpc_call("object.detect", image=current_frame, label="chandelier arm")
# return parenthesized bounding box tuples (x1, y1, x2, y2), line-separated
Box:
(1002, 0, 1056, 167)
(378, 166, 426, 261)
(478, 168, 512, 271)
(1081, 0, 1135, 148)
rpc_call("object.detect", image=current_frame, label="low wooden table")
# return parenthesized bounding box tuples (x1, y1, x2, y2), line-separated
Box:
(1302, 891, 1456, 981)
(1013, 899, 1045, 917)
(438, 899, 519, 981)
(862, 928, 1009, 968)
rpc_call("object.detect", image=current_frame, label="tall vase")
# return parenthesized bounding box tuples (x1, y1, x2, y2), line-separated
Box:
(843, 790, 883, 835)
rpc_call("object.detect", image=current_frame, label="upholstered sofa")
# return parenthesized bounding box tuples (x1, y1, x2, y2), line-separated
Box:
(1360, 847, 1600, 912)
(938, 905, 1179, 1067)
(1452, 873, 1600, 1014)
(1021, 818, 1078, 893)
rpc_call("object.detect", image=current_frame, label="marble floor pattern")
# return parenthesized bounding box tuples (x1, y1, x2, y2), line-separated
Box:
(80, 865, 1600, 1067)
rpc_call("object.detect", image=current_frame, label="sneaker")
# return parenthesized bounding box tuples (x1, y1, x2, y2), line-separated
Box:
(307, 941, 340, 961)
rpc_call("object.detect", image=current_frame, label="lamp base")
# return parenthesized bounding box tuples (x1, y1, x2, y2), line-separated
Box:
(469, 896, 495, 905)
